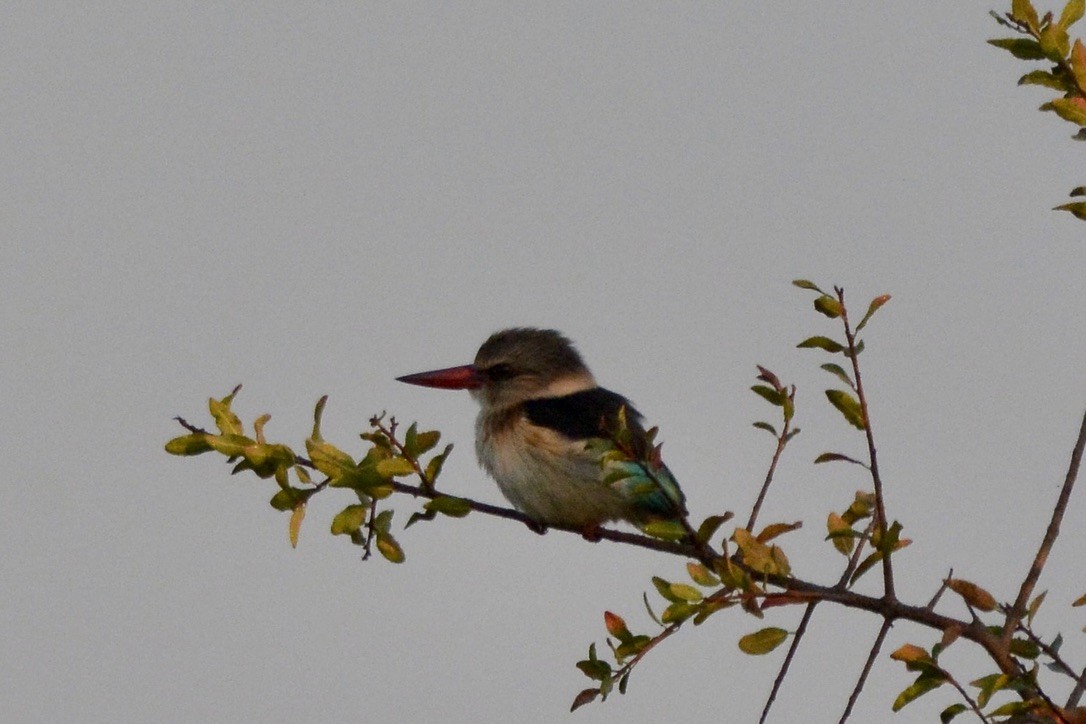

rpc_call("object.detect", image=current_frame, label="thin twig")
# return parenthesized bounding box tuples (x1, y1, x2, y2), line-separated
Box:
(838, 617, 892, 723)
(759, 518, 877, 723)
(1003, 409, 1086, 656)
(747, 395, 793, 532)
(836, 287, 895, 599)
(759, 601, 817, 724)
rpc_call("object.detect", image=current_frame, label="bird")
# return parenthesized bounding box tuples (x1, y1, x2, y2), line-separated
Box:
(396, 328, 687, 534)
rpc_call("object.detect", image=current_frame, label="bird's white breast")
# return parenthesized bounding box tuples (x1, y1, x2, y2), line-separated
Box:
(475, 413, 630, 528)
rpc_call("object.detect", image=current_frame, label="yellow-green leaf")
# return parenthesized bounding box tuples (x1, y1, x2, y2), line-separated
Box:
(757, 521, 801, 543)
(988, 37, 1046, 59)
(813, 294, 842, 318)
(825, 389, 866, 430)
(668, 583, 704, 602)
(376, 456, 416, 478)
(1018, 69, 1069, 90)
(376, 532, 405, 563)
(892, 673, 946, 711)
(827, 512, 855, 555)
(947, 579, 998, 612)
(209, 389, 243, 436)
(288, 502, 306, 548)
(330, 504, 368, 536)
(1060, 0, 1086, 29)
(856, 294, 891, 332)
(738, 627, 788, 655)
(1012, 0, 1040, 30)
(797, 336, 845, 353)
(425, 496, 472, 517)
(1039, 23, 1071, 61)
(1047, 96, 1086, 125)
(165, 433, 212, 456)
(1054, 201, 1086, 219)
(641, 519, 688, 541)
(890, 643, 933, 667)
(687, 562, 720, 587)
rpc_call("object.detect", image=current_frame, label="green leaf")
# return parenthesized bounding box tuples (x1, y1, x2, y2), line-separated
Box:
(330, 504, 369, 536)
(820, 363, 853, 388)
(206, 433, 255, 458)
(306, 438, 356, 478)
(850, 549, 884, 584)
(751, 385, 785, 406)
(892, 672, 946, 711)
(687, 562, 720, 587)
(1054, 201, 1086, 219)
(987, 38, 1046, 59)
(641, 519, 688, 541)
(1018, 69, 1069, 90)
(825, 389, 866, 430)
(695, 513, 732, 545)
(940, 702, 968, 723)
(1009, 637, 1040, 659)
(813, 295, 842, 318)
(1026, 590, 1046, 626)
(164, 433, 212, 456)
(668, 583, 704, 602)
(814, 451, 865, 466)
(1039, 23, 1071, 62)
(270, 486, 315, 511)
(288, 502, 306, 548)
(652, 576, 683, 603)
(791, 278, 825, 293)
(797, 336, 845, 353)
(376, 456, 416, 478)
(661, 601, 699, 624)
(738, 627, 788, 655)
(425, 496, 472, 517)
(404, 425, 441, 459)
(855, 294, 890, 332)
(970, 672, 1011, 708)
(752, 421, 777, 436)
(1060, 0, 1086, 29)
(208, 386, 243, 436)
(1012, 0, 1040, 30)
(424, 443, 454, 483)
(1046, 96, 1086, 125)
(376, 532, 405, 563)
(826, 512, 855, 555)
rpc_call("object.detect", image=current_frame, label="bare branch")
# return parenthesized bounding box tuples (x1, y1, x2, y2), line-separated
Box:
(1003, 409, 1086, 655)
(838, 617, 892, 723)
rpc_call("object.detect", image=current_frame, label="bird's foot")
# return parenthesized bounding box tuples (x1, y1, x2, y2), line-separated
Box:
(525, 519, 548, 535)
(580, 523, 602, 542)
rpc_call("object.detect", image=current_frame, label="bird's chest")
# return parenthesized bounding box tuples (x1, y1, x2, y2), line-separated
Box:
(474, 413, 628, 527)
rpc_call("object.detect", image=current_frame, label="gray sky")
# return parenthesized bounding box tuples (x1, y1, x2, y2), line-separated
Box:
(3, 2, 1084, 722)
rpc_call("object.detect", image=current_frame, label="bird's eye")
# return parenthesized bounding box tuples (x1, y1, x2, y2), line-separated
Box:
(485, 363, 517, 381)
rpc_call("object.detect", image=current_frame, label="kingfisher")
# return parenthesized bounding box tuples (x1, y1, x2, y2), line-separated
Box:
(396, 328, 687, 533)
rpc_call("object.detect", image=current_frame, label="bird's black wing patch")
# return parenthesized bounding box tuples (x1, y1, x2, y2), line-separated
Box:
(523, 387, 645, 441)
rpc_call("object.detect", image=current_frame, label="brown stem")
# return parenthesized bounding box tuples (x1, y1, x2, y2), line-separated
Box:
(838, 617, 892, 723)
(836, 286, 895, 599)
(1003, 408, 1086, 658)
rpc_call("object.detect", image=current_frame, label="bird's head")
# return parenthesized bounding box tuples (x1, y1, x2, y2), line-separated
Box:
(397, 328, 596, 411)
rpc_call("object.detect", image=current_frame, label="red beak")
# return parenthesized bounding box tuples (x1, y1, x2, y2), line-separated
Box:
(396, 364, 485, 390)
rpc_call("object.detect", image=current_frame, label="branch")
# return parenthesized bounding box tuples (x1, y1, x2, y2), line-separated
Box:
(836, 286, 895, 599)
(838, 618, 892, 723)
(1003, 408, 1086, 652)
